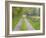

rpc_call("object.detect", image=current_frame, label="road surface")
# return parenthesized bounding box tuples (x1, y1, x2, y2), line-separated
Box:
(24, 18, 34, 30)
(13, 18, 23, 31)
(13, 18, 34, 31)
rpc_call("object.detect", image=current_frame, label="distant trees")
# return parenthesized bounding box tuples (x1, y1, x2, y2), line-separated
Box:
(29, 8, 40, 16)
(12, 7, 40, 18)
(12, 7, 23, 18)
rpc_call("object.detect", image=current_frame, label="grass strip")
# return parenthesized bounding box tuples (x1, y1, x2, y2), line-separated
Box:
(20, 19, 27, 31)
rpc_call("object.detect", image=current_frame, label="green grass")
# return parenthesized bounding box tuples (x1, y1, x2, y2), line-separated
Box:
(20, 19, 27, 31)
(12, 16, 21, 30)
(27, 16, 40, 30)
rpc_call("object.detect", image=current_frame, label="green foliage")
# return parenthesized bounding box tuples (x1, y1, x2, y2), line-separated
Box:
(12, 7, 40, 17)
(28, 16, 40, 30)
(12, 7, 23, 17)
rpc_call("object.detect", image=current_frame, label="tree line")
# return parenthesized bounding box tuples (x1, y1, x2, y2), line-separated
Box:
(12, 7, 40, 18)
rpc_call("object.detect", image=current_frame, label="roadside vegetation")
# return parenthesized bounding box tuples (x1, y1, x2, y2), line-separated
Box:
(27, 16, 40, 30)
